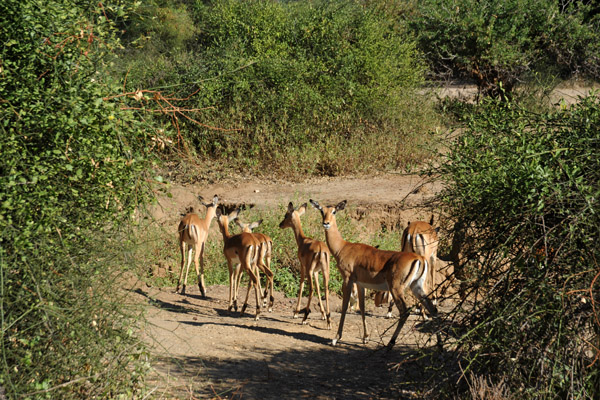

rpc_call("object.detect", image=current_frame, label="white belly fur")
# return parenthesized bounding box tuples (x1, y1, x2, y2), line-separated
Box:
(358, 281, 389, 291)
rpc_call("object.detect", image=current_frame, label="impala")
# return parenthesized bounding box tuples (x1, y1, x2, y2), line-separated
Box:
(369, 216, 441, 319)
(401, 215, 440, 305)
(236, 218, 275, 312)
(310, 199, 438, 348)
(176, 195, 219, 297)
(215, 208, 263, 320)
(279, 202, 332, 329)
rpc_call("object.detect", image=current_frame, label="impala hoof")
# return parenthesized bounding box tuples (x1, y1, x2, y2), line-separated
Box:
(385, 312, 393, 319)
(268, 307, 273, 313)
(331, 338, 338, 346)
(293, 313, 299, 319)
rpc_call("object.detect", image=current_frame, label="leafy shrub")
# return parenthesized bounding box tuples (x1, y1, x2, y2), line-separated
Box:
(410, 0, 600, 98)
(1, 1, 152, 397)
(117, 0, 439, 177)
(438, 95, 600, 398)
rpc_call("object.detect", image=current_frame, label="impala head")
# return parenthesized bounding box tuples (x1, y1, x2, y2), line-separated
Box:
(278, 202, 307, 229)
(216, 207, 240, 231)
(309, 199, 346, 230)
(236, 219, 262, 233)
(198, 194, 219, 218)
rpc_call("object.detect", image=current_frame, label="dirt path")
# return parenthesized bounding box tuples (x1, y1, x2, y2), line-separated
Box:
(133, 284, 445, 400)
(134, 173, 450, 399)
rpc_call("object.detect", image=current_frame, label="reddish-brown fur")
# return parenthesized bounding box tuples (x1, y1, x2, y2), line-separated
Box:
(216, 208, 263, 320)
(279, 202, 332, 329)
(176, 195, 219, 297)
(310, 199, 438, 348)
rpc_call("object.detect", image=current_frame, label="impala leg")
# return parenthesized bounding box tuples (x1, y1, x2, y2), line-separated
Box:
(430, 255, 438, 306)
(358, 285, 369, 344)
(254, 263, 264, 310)
(322, 260, 331, 330)
(254, 250, 268, 309)
(176, 241, 186, 293)
(294, 270, 306, 319)
(302, 270, 315, 325)
(411, 281, 438, 318)
(410, 260, 438, 318)
(193, 242, 206, 298)
(410, 263, 442, 347)
(261, 264, 274, 312)
(241, 272, 253, 316)
(386, 294, 394, 319)
(235, 264, 244, 303)
(233, 263, 243, 312)
(265, 246, 275, 311)
(314, 270, 326, 321)
(199, 242, 207, 298)
(332, 278, 353, 346)
(387, 289, 410, 350)
(256, 246, 268, 308)
(182, 246, 194, 295)
(243, 261, 262, 320)
(227, 260, 237, 312)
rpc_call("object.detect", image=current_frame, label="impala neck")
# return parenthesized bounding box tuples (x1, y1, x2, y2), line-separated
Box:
(290, 215, 307, 247)
(324, 218, 346, 257)
(218, 219, 231, 240)
(205, 207, 217, 226)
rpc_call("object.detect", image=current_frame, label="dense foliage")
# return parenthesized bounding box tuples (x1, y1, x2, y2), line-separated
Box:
(410, 0, 600, 97)
(1, 0, 152, 397)
(438, 96, 600, 398)
(118, 0, 437, 177)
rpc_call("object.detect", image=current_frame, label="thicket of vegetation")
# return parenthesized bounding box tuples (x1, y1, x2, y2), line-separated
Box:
(2, 0, 599, 398)
(116, 0, 439, 177)
(1, 0, 153, 398)
(437, 96, 600, 398)
(410, 0, 600, 98)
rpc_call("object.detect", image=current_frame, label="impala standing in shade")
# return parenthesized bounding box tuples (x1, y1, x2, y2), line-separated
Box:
(310, 199, 438, 349)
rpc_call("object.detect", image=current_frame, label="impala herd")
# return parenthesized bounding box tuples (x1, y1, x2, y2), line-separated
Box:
(177, 195, 441, 349)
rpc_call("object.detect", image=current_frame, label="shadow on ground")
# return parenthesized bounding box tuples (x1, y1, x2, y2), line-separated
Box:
(151, 343, 460, 399)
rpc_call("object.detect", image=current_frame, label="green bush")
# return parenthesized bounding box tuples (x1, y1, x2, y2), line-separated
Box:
(438, 95, 600, 398)
(410, 0, 600, 98)
(1, 1, 153, 397)
(116, 0, 439, 177)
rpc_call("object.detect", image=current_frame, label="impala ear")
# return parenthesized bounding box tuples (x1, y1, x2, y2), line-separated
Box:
(212, 195, 219, 205)
(229, 208, 240, 221)
(309, 199, 321, 210)
(297, 203, 307, 216)
(336, 200, 347, 211)
(250, 220, 262, 230)
(235, 219, 245, 229)
(309, 199, 324, 216)
(287, 202, 295, 213)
